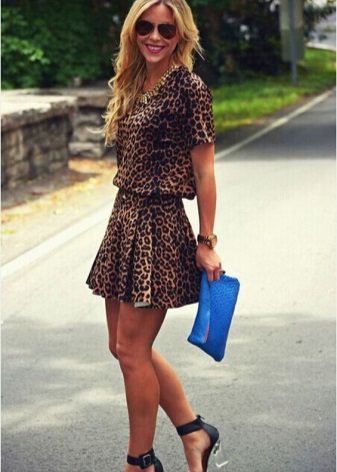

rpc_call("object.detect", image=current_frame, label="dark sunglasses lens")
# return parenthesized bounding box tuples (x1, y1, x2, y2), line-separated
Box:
(136, 20, 153, 36)
(158, 24, 176, 39)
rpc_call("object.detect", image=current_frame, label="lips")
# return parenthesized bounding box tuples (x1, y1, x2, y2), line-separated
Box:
(146, 44, 165, 54)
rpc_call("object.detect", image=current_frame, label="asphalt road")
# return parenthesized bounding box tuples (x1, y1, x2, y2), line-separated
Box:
(2, 89, 336, 472)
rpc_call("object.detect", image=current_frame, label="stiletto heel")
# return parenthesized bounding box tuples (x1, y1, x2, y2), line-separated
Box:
(176, 414, 228, 471)
(126, 448, 164, 471)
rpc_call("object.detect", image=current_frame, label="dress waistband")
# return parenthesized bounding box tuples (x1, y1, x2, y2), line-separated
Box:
(117, 188, 183, 204)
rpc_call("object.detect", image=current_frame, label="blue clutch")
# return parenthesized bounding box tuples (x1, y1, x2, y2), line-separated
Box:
(187, 270, 240, 362)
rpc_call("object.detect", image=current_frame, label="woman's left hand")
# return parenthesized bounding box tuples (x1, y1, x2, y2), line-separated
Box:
(196, 244, 223, 282)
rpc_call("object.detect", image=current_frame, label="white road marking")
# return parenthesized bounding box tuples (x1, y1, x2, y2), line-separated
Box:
(1, 89, 334, 278)
(1, 205, 112, 278)
(215, 88, 334, 161)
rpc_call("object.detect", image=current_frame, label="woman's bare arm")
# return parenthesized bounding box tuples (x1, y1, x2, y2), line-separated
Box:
(191, 142, 222, 281)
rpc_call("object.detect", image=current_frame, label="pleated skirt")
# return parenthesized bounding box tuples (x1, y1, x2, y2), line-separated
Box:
(85, 188, 202, 310)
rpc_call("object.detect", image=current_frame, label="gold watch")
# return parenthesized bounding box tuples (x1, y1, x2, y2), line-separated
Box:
(197, 233, 217, 249)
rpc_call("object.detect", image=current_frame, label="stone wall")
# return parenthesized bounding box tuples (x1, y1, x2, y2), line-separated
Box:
(1, 86, 115, 190)
(66, 87, 110, 158)
(1, 93, 77, 189)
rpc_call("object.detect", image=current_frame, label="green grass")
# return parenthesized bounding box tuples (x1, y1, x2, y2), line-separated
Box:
(212, 48, 336, 133)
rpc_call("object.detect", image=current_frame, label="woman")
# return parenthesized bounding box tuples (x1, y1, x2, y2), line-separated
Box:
(86, 0, 223, 470)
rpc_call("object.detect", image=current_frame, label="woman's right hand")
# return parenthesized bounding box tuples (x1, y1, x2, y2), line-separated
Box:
(196, 244, 222, 282)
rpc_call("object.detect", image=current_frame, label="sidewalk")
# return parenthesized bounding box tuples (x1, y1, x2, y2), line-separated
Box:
(1, 157, 118, 264)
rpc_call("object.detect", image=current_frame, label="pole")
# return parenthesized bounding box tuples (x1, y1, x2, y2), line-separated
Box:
(288, 0, 298, 85)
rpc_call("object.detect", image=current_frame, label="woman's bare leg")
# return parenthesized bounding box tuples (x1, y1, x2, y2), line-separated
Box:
(114, 300, 166, 471)
(106, 299, 211, 472)
(151, 350, 211, 472)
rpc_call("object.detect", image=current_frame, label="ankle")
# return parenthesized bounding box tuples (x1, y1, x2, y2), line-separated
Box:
(181, 429, 201, 445)
(124, 465, 155, 472)
(126, 447, 160, 471)
(181, 429, 210, 450)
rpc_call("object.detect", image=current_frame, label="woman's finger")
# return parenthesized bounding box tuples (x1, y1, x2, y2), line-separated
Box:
(206, 269, 214, 282)
(213, 267, 221, 281)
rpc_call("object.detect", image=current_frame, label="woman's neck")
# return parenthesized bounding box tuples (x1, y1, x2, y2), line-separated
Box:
(143, 60, 178, 91)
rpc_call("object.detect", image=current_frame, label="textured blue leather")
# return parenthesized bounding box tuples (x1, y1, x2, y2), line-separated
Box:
(187, 270, 240, 362)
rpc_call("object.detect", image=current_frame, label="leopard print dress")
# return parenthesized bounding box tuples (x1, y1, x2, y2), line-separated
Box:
(85, 64, 216, 310)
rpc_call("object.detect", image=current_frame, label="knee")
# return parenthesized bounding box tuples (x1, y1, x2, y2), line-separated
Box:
(116, 341, 149, 372)
(115, 341, 133, 370)
(108, 340, 119, 360)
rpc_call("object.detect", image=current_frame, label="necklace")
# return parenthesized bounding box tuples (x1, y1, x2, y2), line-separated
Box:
(137, 64, 179, 104)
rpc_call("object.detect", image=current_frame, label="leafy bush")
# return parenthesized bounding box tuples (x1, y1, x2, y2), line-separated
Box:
(2, 7, 50, 89)
(2, 1, 112, 89)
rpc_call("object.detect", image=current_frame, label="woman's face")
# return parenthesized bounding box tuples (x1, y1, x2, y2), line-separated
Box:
(135, 3, 179, 67)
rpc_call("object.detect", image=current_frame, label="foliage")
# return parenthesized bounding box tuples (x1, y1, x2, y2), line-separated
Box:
(1, 0, 336, 89)
(2, 0, 113, 88)
(1, 7, 50, 88)
(192, 0, 336, 84)
(304, 0, 336, 36)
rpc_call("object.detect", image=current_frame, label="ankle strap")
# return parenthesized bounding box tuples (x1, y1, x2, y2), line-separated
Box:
(127, 448, 156, 469)
(176, 414, 204, 436)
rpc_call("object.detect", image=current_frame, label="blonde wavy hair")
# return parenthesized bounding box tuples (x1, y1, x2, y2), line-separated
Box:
(100, 0, 205, 147)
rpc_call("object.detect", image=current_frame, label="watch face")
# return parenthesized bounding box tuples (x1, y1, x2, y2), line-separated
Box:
(209, 235, 217, 248)
(197, 234, 217, 248)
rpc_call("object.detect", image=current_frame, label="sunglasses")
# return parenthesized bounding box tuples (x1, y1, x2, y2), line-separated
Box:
(135, 20, 177, 40)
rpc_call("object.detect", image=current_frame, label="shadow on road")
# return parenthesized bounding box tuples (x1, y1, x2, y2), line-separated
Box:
(2, 311, 335, 472)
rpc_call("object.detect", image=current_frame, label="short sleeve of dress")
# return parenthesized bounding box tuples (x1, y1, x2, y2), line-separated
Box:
(183, 77, 216, 152)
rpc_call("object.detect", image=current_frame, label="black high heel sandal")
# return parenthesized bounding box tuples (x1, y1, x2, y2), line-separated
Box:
(176, 414, 228, 471)
(127, 448, 164, 471)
